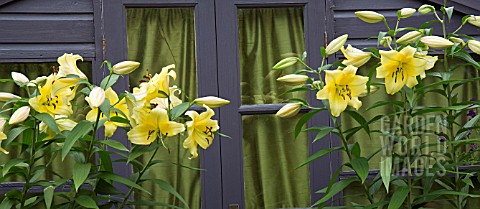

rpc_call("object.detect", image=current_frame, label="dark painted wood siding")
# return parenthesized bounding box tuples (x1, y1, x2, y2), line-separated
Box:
(332, 0, 480, 49)
(0, 0, 95, 62)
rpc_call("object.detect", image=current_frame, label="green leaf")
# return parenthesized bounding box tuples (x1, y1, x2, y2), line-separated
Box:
(294, 109, 326, 139)
(388, 186, 409, 209)
(75, 195, 99, 209)
(313, 177, 358, 206)
(350, 142, 361, 158)
(109, 116, 130, 125)
(344, 110, 369, 135)
(272, 57, 298, 70)
(98, 151, 113, 173)
(454, 50, 480, 69)
(3, 158, 26, 176)
(313, 127, 335, 142)
(35, 113, 60, 134)
(99, 140, 129, 152)
(99, 172, 151, 195)
(6, 126, 30, 145)
(73, 163, 91, 191)
(0, 198, 13, 209)
(456, 114, 480, 140)
(380, 156, 392, 193)
(99, 99, 111, 119)
(170, 102, 192, 120)
(296, 147, 343, 169)
(62, 121, 94, 160)
(152, 179, 190, 209)
(44, 186, 54, 209)
(100, 74, 119, 90)
(350, 157, 369, 183)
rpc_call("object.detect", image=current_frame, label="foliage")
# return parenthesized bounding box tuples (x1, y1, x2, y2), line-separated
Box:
(0, 54, 229, 208)
(275, 2, 480, 208)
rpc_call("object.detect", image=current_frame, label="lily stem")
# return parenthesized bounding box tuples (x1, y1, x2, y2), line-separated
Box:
(118, 138, 162, 209)
(20, 117, 39, 209)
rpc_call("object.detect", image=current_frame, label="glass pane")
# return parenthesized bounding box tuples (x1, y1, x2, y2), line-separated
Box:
(243, 114, 310, 208)
(0, 62, 92, 181)
(126, 8, 201, 209)
(238, 7, 306, 105)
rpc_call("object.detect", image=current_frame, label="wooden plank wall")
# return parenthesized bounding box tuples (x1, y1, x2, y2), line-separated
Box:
(332, 0, 480, 49)
(0, 0, 95, 62)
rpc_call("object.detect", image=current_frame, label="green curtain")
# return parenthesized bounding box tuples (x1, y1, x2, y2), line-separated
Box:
(126, 8, 200, 209)
(238, 8, 306, 105)
(342, 60, 480, 207)
(238, 8, 311, 208)
(0, 62, 92, 181)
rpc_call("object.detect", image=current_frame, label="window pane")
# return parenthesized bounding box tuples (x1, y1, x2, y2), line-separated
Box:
(243, 114, 310, 208)
(126, 8, 200, 209)
(238, 8, 306, 105)
(0, 62, 92, 181)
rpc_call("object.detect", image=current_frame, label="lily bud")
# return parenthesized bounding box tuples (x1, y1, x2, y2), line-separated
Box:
(418, 4, 435, 14)
(340, 44, 371, 67)
(468, 40, 480, 55)
(11, 72, 29, 83)
(276, 103, 302, 118)
(420, 36, 454, 49)
(380, 36, 392, 48)
(9, 106, 30, 125)
(194, 96, 230, 108)
(355, 11, 385, 23)
(0, 92, 20, 102)
(450, 37, 466, 47)
(277, 74, 309, 86)
(467, 15, 480, 27)
(399, 8, 416, 18)
(86, 87, 106, 108)
(396, 31, 423, 44)
(312, 80, 324, 90)
(272, 57, 298, 70)
(325, 34, 348, 55)
(112, 61, 141, 75)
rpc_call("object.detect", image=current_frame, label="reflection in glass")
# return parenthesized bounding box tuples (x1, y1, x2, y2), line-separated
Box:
(238, 7, 306, 105)
(0, 62, 92, 181)
(243, 114, 310, 208)
(126, 8, 200, 209)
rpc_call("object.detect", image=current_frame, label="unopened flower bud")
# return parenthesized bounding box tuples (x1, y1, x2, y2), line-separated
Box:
(355, 11, 385, 23)
(468, 40, 480, 55)
(272, 57, 298, 70)
(276, 103, 302, 118)
(277, 74, 309, 86)
(397, 31, 423, 44)
(194, 96, 230, 108)
(0, 92, 20, 102)
(450, 37, 466, 47)
(112, 61, 141, 75)
(418, 4, 435, 14)
(312, 80, 323, 90)
(399, 8, 416, 18)
(12, 72, 29, 83)
(467, 15, 480, 27)
(421, 36, 454, 49)
(380, 36, 392, 48)
(86, 87, 106, 108)
(325, 34, 348, 55)
(9, 106, 30, 125)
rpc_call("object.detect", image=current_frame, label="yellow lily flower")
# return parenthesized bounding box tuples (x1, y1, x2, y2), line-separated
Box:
(0, 119, 9, 154)
(127, 107, 185, 145)
(86, 88, 130, 138)
(415, 51, 438, 79)
(316, 66, 368, 117)
(132, 64, 176, 107)
(183, 105, 219, 159)
(341, 44, 371, 67)
(28, 74, 77, 116)
(57, 53, 87, 79)
(377, 46, 433, 94)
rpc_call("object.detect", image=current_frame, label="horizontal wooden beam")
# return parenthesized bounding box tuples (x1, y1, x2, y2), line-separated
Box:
(123, 0, 197, 7)
(239, 103, 310, 115)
